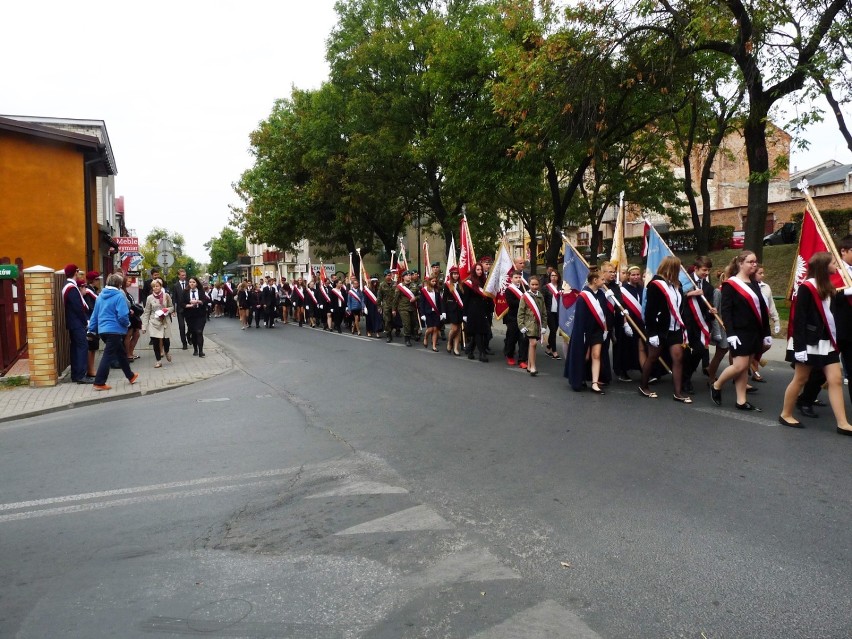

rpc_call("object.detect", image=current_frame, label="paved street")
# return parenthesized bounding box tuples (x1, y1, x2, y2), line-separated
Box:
(0, 318, 850, 638)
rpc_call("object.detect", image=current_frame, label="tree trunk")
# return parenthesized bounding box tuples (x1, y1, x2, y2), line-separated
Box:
(743, 108, 770, 261)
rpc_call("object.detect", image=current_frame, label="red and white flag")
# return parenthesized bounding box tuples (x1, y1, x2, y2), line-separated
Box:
(445, 236, 457, 284)
(458, 215, 476, 281)
(423, 241, 431, 279)
(397, 242, 409, 279)
(787, 207, 851, 337)
(483, 239, 515, 319)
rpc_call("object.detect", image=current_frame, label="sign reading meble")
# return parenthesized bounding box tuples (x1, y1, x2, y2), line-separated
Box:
(115, 237, 139, 252)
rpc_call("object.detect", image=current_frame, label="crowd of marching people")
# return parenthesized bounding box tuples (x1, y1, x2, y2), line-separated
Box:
(64, 236, 852, 437)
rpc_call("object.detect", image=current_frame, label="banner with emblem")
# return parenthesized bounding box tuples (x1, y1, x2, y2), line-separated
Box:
(458, 214, 476, 281)
(557, 240, 590, 338)
(483, 238, 515, 319)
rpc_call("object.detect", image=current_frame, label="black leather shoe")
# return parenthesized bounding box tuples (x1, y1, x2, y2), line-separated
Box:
(198, 352, 205, 358)
(386, 335, 392, 343)
(479, 355, 489, 362)
(710, 385, 721, 406)
(182, 344, 188, 350)
(736, 402, 761, 412)
(779, 416, 804, 428)
(467, 353, 475, 360)
(813, 399, 827, 407)
(837, 426, 852, 436)
(798, 405, 818, 418)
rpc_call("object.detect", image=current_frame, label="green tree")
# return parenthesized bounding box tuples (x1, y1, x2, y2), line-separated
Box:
(644, 0, 852, 258)
(204, 226, 245, 274)
(140, 228, 197, 280)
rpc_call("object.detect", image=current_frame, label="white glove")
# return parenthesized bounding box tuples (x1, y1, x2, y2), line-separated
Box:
(795, 351, 808, 363)
(623, 324, 633, 338)
(843, 287, 852, 296)
(364, 308, 368, 315)
(420, 315, 426, 322)
(604, 289, 616, 301)
(727, 335, 741, 349)
(520, 327, 528, 334)
(773, 323, 780, 334)
(462, 316, 467, 323)
(542, 328, 549, 335)
(648, 335, 660, 348)
(440, 313, 446, 320)
(602, 331, 608, 342)
(763, 336, 772, 347)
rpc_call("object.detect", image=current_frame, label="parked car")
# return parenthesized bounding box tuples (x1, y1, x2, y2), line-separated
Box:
(729, 231, 745, 249)
(764, 222, 797, 246)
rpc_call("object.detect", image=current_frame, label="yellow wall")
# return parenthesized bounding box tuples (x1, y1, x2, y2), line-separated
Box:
(0, 131, 87, 270)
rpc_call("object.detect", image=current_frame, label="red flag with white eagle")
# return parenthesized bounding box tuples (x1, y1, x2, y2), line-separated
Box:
(458, 215, 476, 281)
(786, 208, 850, 339)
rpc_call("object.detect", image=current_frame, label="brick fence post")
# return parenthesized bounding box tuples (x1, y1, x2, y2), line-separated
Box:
(24, 266, 58, 387)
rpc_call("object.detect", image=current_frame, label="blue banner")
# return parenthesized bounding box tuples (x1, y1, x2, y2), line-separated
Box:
(558, 242, 590, 337)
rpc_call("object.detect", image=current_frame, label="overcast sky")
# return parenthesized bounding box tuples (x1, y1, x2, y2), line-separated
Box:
(3, 1, 850, 264)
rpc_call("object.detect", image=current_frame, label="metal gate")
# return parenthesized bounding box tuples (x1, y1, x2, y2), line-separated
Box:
(0, 257, 27, 375)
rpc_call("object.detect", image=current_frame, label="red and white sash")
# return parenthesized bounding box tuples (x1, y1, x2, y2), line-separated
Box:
(396, 283, 416, 302)
(362, 286, 378, 304)
(62, 281, 89, 312)
(319, 286, 330, 303)
(447, 282, 464, 308)
(422, 289, 440, 314)
(546, 283, 560, 299)
(463, 279, 488, 298)
(506, 284, 523, 300)
(305, 288, 318, 305)
(619, 286, 643, 319)
(580, 290, 607, 333)
(802, 279, 838, 350)
(649, 280, 685, 329)
(686, 297, 710, 347)
(348, 288, 362, 304)
(293, 286, 305, 301)
(332, 288, 345, 305)
(725, 277, 763, 324)
(522, 292, 543, 331)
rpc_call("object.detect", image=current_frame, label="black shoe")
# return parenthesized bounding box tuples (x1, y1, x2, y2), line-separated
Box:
(746, 386, 758, 394)
(74, 376, 94, 384)
(779, 416, 804, 428)
(479, 355, 489, 362)
(405, 338, 412, 347)
(736, 402, 761, 412)
(616, 375, 632, 383)
(798, 405, 818, 418)
(182, 344, 188, 350)
(198, 352, 205, 358)
(467, 353, 475, 360)
(837, 426, 852, 436)
(683, 380, 695, 395)
(813, 398, 827, 407)
(386, 336, 392, 343)
(710, 385, 721, 406)
(193, 349, 198, 356)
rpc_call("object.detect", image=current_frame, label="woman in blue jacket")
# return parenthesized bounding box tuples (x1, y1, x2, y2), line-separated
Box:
(87, 273, 138, 391)
(346, 279, 365, 336)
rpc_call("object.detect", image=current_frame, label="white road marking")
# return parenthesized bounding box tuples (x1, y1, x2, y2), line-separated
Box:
(468, 600, 602, 639)
(197, 398, 230, 402)
(0, 466, 302, 512)
(414, 549, 521, 587)
(693, 406, 778, 427)
(306, 480, 409, 498)
(335, 504, 453, 535)
(0, 477, 290, 523)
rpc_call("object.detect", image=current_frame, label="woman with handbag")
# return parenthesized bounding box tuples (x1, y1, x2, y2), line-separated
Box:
(182, 276, 210, 357)
(122, 275, 143, 361)
(141, 279, 175, 367)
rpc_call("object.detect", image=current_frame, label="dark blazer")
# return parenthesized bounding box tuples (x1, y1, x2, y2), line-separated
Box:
(720, 278, 770, 340)
(442, 283, 463, 325)
(171, 280, 189, 314)
(643, 276, 681, 339)
(418, 287, 443, 322)
(182, 287, 209, 323)
(793, 284, 833, 352)
(833, 286, 852, 343)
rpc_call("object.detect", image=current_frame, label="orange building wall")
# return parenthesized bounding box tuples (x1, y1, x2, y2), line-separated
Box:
(0, 131, 87, 270)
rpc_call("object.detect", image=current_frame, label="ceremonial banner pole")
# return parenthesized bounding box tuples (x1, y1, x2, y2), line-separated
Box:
(390, 249, 396, 275)
(799, 180, 852, 288)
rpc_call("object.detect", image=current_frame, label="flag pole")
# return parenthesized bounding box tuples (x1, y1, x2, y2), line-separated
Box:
(799, 180, 852, 288)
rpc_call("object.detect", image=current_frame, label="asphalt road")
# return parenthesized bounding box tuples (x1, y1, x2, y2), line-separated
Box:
(1, 318, 850, 638)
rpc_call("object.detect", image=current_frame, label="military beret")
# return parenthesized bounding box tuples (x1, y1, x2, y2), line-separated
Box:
(64, 264, 78, 278)
(431, 262, 440, 267)
(384, 269, 392, 275)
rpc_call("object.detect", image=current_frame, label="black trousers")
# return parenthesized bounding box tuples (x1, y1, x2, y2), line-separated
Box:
(176, 312, 187, 346)
(503, 320, 527, 362)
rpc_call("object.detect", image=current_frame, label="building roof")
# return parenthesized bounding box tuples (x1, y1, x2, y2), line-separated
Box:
(0, 115, 117, 176)
(790, 162, 852, 189)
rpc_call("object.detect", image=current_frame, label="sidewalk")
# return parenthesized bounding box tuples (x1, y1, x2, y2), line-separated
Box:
(0, 337, 232, 424)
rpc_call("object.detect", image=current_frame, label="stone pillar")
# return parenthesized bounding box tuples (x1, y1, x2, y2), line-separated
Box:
(24, 266, 58, 387)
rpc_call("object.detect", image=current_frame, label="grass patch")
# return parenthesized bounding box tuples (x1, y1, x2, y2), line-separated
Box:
(0, 376, 28, 389)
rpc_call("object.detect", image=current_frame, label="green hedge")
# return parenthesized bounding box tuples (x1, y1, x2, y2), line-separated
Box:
(602, 225, 735, 259)
(790, 208, 852, 239)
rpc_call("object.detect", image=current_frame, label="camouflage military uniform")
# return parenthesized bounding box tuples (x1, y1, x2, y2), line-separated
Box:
(378, 279, 396, 341)
(392, 280, 418, 344)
